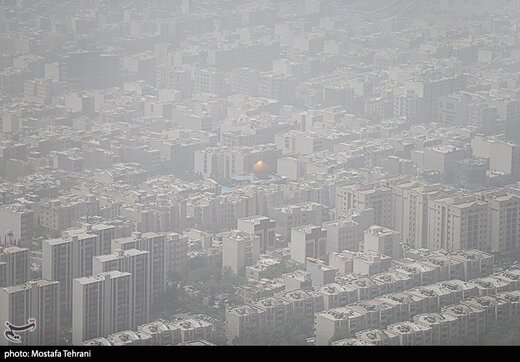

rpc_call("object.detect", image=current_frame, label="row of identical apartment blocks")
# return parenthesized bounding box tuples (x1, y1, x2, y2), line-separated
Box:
(284, 247, 497, 301)
(331, 289, 520, 346)
(82, 318, 215, 346)
(226, 247, 520, 344)
(314, 270, 520, 345)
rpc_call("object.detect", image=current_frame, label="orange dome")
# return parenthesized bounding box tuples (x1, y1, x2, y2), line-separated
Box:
(252, 160, 269, 174)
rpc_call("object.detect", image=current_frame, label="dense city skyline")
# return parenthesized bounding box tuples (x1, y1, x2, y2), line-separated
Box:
(0, 0, 519, 348)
